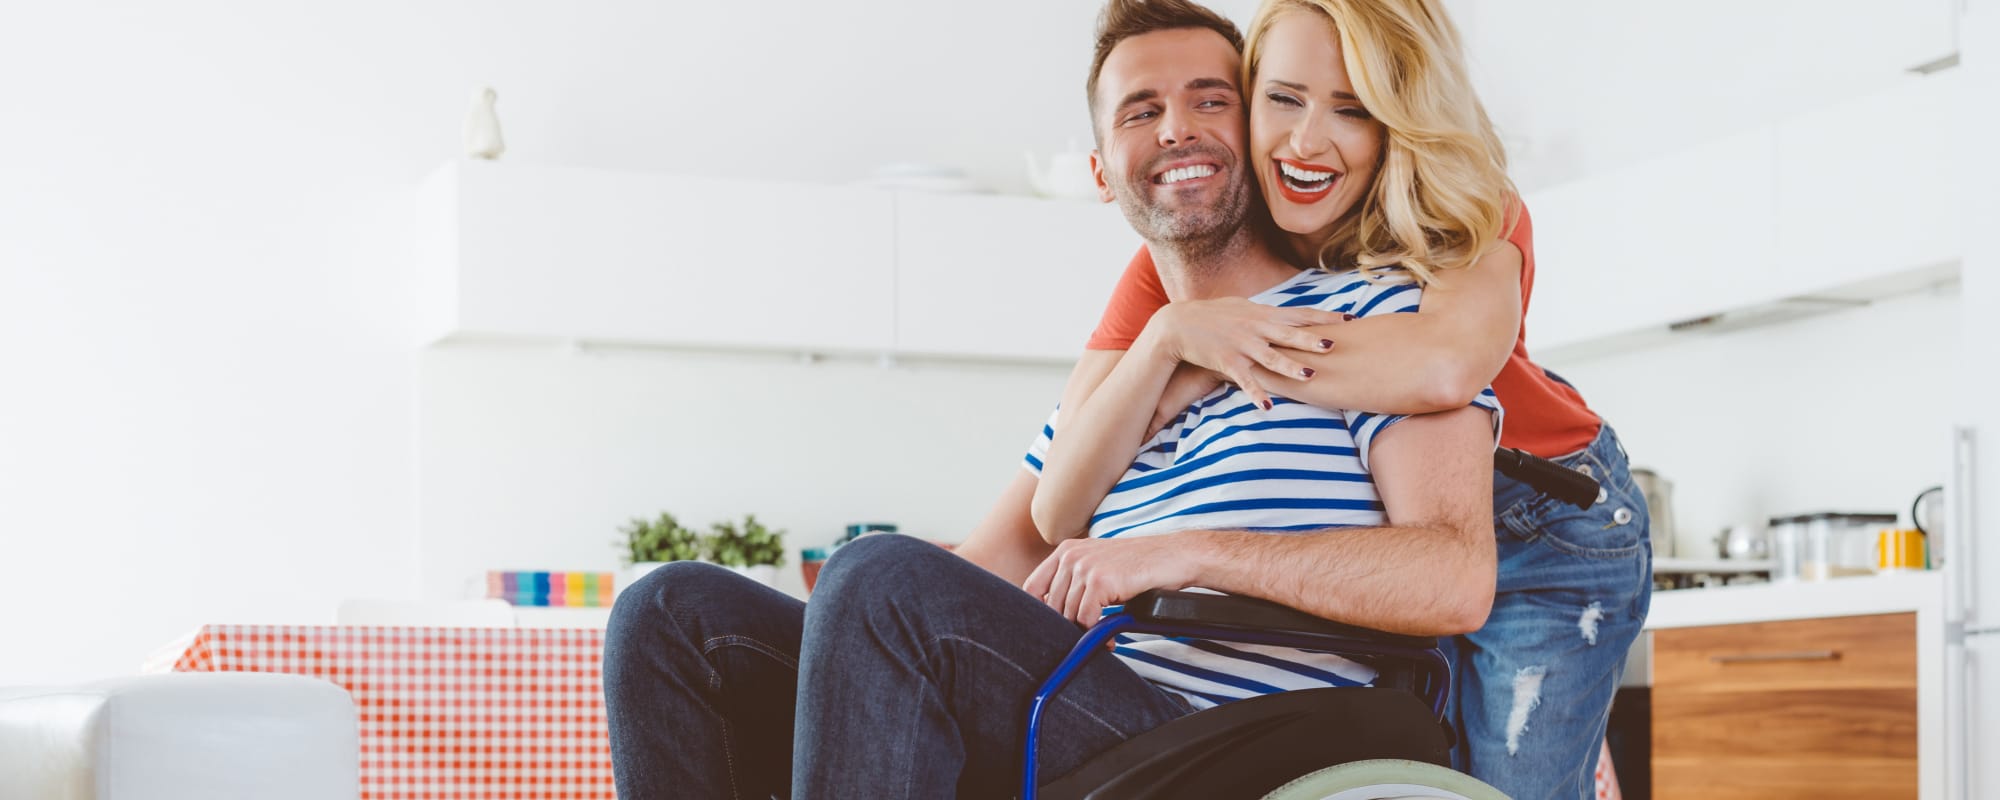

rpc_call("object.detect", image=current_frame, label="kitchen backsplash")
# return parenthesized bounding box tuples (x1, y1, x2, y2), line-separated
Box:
(1544, 284, 1958, 558)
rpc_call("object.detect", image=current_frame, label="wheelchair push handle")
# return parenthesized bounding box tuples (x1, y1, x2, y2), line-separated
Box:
(1494, 446, 1600, 509)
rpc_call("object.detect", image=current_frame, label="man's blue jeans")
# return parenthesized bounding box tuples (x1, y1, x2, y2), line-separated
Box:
(602, 533, 1194, 799)
(1445, 423, 1654, 800)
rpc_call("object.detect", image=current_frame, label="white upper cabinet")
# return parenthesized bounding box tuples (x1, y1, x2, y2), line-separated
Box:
(1775, 71, 1963, 294)
(1524, 70, 1962, 356)
(416, 160, 1145, 363)
(893, 193, 1141, 361)
(418, 160, 898, 354)
(1529, 127, 1782, 352)
(1777, 0, 1959, 79)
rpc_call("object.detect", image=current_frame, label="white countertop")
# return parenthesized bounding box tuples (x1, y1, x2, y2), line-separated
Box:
(1645, 570, 1943, 629)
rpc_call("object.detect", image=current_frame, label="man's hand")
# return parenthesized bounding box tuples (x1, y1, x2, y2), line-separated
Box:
(1150, 298, 1346, 411)
(1021, 535, 1196, 628)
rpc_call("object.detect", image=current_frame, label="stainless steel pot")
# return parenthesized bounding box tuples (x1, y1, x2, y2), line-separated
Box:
(1631, 468, 1675, 558)
(1715, 523, 1769, 560)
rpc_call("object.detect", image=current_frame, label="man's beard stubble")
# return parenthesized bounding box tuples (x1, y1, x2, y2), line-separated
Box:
(1110, 143, 1256, 266)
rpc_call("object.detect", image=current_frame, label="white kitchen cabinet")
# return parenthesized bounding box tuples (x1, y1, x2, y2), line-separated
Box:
(1529, 127, 1783, 352)
(1777, 0, 1959, 80)
(1525, 71, 1963, 359)
(414, 161, 1144, 363)
(416, 160, 898, 354)
(1775, 71, 1962, 295)
(893, 192, 1141, 361)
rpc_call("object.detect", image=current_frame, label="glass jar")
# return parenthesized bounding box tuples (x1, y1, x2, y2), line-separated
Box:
(1769, 516, 1804, 582)
(1772, 512, 1897, 581)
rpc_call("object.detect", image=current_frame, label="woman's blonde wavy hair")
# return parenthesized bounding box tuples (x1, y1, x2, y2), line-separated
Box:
(1243, 0, 1515, 284)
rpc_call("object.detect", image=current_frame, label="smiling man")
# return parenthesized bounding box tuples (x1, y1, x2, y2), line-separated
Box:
(602, 1, 1498, 797)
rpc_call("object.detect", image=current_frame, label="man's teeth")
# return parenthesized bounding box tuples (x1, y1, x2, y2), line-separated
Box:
(1159, 165, 1217, 185)
(1280, 162, 1335, 182)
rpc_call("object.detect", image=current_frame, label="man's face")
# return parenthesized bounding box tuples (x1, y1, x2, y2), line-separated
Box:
(1090, 28, 1254, 246)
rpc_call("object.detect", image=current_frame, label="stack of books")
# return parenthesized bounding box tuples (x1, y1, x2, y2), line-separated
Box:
(486, 571, 616, 607)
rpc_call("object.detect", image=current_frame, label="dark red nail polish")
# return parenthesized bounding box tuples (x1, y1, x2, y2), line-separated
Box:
(1301, 368, 1315, 378)
(1318, 339, 1334, 349)
(1342, 314, 1356, 321)
(1261, 399, 1273, 410)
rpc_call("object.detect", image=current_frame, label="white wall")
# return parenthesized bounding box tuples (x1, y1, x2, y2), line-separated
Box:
(0, 0, 1959, 685)
(1543, 287, 1960, 559)
(0, 0, 1215, 685)
(418, 346, 1069, 600)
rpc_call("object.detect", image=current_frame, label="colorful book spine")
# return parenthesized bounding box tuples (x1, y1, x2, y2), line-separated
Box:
(486, 571, 617, 607)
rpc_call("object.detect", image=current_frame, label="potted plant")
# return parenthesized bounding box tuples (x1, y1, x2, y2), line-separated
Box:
(703, 514, 786, 587)
(617, 511, 702, 590)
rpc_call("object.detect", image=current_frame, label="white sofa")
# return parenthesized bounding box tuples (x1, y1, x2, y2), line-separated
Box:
(0, 673, 358, 800)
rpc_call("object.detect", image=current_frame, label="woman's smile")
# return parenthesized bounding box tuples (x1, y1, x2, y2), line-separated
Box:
(1273, 157, 1341, 204)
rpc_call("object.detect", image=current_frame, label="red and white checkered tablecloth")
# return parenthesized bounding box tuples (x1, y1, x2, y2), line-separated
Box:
(154, 624, 612, 799)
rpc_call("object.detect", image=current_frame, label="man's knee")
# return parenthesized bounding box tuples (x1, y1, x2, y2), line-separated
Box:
(611, 559, 730, 617)
(813, 534, 956, 606)
(605, 561, 741, 652)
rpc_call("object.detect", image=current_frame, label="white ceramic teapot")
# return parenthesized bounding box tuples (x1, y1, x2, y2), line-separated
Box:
(1025, 144, 1099, 200)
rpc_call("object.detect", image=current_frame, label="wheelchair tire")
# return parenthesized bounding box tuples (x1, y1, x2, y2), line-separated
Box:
(1258, 759, 1509, 800)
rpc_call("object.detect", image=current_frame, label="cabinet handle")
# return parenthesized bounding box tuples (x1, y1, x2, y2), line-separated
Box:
(1710, 649, 1840, 664)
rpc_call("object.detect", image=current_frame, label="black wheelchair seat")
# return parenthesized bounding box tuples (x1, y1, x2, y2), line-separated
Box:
(1040, 687, 1450, 800)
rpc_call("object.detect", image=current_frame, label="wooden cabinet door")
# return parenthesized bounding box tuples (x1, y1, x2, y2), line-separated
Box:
(1652, 613, 1916, 799)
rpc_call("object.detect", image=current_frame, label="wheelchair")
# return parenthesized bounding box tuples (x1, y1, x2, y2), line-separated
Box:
(1022, 447, 1602, 800)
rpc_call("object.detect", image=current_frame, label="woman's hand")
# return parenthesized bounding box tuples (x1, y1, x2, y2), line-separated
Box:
(1149, 298, 1347, 411)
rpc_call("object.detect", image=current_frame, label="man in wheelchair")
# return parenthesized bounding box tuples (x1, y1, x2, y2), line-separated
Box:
(604, 1, 1507, 797)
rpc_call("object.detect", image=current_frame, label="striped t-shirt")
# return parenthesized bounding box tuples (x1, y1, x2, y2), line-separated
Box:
(1024, 267, 1503, 709)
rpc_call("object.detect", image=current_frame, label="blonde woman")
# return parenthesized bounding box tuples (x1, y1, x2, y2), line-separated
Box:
(1023, 1, 1651, 797)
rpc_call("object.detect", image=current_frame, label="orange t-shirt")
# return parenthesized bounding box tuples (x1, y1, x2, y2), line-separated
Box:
(1083, 203, 1601, 458)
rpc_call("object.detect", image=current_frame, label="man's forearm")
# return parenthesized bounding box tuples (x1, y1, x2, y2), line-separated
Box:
(1176, 525, 1496, 637)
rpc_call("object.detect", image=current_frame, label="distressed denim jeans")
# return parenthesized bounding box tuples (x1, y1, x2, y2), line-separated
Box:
(1445, 422, 1654, 800)
(602, 533, 1192, 799)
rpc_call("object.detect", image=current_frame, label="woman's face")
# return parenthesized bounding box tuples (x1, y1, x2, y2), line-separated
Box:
(1249, 10, 1386, 254)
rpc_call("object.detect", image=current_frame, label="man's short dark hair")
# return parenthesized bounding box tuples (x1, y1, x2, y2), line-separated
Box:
(1085, 0, 1246, 130)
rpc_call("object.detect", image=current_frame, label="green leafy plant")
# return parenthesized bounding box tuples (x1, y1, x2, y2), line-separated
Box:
(703, 514, 787, 568)
(618, 512, 703, 565)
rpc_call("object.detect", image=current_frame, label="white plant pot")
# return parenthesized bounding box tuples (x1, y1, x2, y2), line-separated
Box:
(725, 564, 780, 588)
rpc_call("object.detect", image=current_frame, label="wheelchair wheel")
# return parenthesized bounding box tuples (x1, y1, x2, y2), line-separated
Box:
(1259, 759, 1509, 800)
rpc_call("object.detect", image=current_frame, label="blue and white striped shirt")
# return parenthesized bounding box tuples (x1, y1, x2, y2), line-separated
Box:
(1025, 267, 1502, 709)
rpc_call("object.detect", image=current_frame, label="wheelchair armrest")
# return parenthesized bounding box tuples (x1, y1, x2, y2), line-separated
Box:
(1120, 589, 1438, 652)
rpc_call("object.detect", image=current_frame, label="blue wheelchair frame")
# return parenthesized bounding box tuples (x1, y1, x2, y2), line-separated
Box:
(1019, 598, 1452, 800)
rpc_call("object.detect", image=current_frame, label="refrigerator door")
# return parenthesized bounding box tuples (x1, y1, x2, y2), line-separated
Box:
(1961, 0, 2000, 628)
(1960, 634, 2000, 800)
